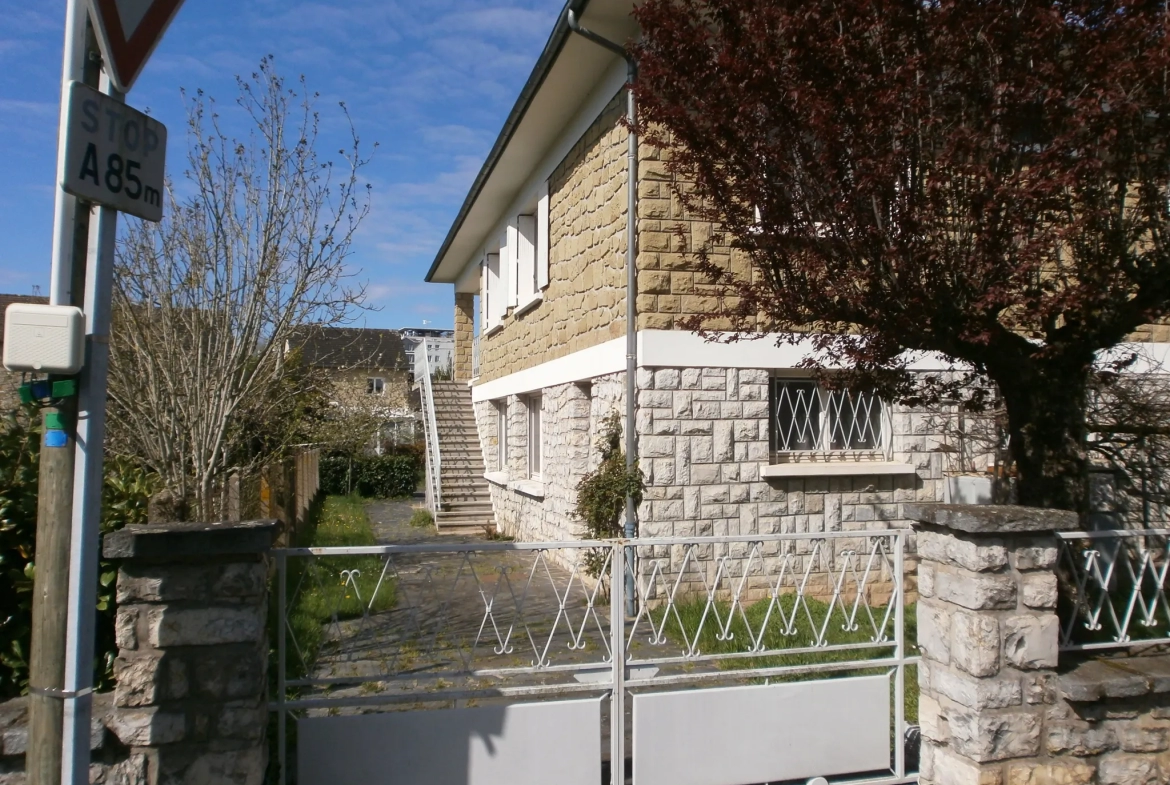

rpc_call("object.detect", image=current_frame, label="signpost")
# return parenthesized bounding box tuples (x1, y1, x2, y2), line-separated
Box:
(62, 82, 167, 222)
(31, 2, 184, 783)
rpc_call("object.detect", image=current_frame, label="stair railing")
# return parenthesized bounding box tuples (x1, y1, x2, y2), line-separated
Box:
(419, 338, 443, 513)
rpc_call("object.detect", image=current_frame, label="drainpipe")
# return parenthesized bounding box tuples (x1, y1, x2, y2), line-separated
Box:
(567, 9, 638, 617)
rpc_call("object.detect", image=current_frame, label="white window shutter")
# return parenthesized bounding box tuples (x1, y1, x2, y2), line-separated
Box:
(505, 221, 519, 308)
(537, 180, 550, 290)
(517, 214, 536, 302)
(487, 252, 503, 324)
(480, 256, 488, 326)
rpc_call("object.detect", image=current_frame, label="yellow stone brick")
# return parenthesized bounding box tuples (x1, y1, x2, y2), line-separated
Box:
(1006, 761, 1094, 785)
(641, 271, 671, 294)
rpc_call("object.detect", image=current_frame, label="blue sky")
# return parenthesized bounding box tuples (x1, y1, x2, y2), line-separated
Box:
(0, 0, 564, 330)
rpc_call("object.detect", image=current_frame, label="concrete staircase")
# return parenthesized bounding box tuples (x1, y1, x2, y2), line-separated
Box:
(430, 381, 496, 534)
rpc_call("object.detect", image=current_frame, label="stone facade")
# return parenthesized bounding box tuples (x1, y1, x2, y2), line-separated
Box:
(476, 91, 630, 383)
(912, 504, 1170, 785)
(454, 293, 474, 382)
(477, 366, 961, 546)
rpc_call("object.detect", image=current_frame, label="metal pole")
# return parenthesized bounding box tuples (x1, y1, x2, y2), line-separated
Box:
(49, 0, 88, 308)
(60, 67, 122, 784)
(893, 532, 906, 779)
(278, 552, 288, 785)
(610, 543, 626, 785)
(29, 5, 97, 785)
(566, 9, 639, 617)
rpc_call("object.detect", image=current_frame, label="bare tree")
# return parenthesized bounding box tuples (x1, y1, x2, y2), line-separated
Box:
(108, 58, 372, 519)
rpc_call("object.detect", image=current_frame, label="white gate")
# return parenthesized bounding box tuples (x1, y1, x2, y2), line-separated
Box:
(272, 530, 918, 785)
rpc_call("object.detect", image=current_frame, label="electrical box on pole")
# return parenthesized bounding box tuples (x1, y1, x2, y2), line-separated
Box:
(2, 305, 85, 375)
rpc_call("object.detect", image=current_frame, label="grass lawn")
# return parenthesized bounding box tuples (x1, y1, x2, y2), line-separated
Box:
(651, 593, 919, 723)
(282, 495, 397, 679)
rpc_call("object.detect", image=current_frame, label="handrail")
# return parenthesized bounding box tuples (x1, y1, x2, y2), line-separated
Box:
(419, 338, 443, 513)
(471, 333, 480, 379)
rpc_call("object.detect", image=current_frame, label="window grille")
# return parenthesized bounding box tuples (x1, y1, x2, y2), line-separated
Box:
(769, 378, 885, 455)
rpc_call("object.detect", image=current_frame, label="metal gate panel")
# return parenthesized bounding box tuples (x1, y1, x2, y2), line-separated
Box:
(632, 675, 890, 785)
(297, 697, 602, 785)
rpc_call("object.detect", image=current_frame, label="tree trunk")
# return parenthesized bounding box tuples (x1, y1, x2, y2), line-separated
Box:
(998, 357, 1092, 514)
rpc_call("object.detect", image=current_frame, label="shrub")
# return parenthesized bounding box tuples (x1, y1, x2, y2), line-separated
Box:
(0, 407, 160, 698)
(320, 454, 419, 498)
(574, 412, 644, 577)
(408, 507, 433, 529)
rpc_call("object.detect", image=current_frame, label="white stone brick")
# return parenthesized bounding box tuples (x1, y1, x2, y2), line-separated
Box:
(654, 369, 681, 390)
(713, 421, 733, 462)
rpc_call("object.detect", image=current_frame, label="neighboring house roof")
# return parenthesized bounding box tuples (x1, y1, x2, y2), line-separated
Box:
(0, 294, 49, 348)
(288, 327, 408, 371)
(425, 0, 638, 284)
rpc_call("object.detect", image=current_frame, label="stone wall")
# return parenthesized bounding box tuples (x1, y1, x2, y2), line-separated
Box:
(912, 504, 1170, 785)
(476, 90, 630, 383)
(100, 519, 279, 785)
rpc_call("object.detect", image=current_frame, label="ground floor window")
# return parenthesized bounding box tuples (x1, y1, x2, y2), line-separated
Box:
(497, 399, 508, 473)
(527, 394, 542, 479)
(769, 377, 885, 457)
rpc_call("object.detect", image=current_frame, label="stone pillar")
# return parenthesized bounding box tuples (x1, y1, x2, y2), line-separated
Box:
(102, 519, 280, 785)
(907, 503, 1078, 785)
(454, 292, 475, 382)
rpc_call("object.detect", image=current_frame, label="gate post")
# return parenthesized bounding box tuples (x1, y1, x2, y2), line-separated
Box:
(906, 504, 1076, 785)
(102, 518, 281, 785)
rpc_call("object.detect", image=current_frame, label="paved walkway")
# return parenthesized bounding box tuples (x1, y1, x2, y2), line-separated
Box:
(306, 497, 614, 690)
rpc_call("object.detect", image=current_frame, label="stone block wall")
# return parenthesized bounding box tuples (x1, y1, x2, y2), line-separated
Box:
(477, 379, 597, 542)
(454, 293, 474, 382)
(101, 520, 279, 785)
(912, 504, 1170, 785)
(476, 90, 630, 384)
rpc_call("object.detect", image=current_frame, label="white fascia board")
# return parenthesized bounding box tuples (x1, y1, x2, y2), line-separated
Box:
(638, 330, 962, 371)
(455, 58, 630, 289)
(473, 329, 1170, 402)
(472, 336, 626, 402)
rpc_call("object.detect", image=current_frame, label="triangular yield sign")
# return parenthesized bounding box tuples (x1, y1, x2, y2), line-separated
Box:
(86, 0, 186, 93)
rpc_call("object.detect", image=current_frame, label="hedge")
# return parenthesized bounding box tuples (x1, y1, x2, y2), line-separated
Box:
(320, 454, 421, 498)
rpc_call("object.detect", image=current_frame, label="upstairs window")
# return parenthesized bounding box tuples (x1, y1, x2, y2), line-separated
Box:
(769, 378, 885, 457)
(367, 377, 385, 396)
(483, 251, 503, 330)
(512, 180, 550, 312)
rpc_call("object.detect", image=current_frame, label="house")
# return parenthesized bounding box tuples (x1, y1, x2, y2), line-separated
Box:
(424, 0, 1169, 546)
(401, 327, 455, 383)
(0, 294, 49, 412)
(287, 327, 418, 450)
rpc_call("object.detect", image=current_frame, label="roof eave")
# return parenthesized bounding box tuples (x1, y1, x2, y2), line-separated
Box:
(424, 0, 592, 284)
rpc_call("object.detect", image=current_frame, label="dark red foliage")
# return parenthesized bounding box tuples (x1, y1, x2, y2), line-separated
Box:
(632, 0, 1170, 512)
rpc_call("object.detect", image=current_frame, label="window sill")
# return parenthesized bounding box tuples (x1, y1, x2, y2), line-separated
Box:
(508, 479, 545, 499)
(484, 471, 509, 486)
(484, 324, 504, 338)
(514, 295, 542, 318)
(761, 461, 918, 478)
